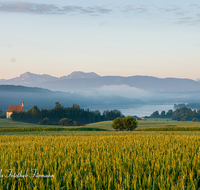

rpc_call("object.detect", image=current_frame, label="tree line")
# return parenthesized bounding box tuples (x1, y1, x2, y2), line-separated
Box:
(150, 106, 200, 121)
(11, 102, 124, 124)
(150, 109, 173, 118)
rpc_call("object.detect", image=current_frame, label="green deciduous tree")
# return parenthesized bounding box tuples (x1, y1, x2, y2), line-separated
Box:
(181, 116, 187, 121)
(161, 111, 166, 117)
(166, 109, 173, 118)
(150, 111, 160, 118)
(112, 116, 138, 131)
(112, 117, 123, 130)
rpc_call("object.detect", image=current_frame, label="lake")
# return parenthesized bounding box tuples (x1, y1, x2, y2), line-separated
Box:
(120, 104, 174, 117)
(85, 104, 175, 117)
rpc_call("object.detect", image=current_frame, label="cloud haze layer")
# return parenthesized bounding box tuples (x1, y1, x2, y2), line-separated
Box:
(95, 85, 151, 99)
(0, 1, 200, 25)
(0, 2, 112, 16)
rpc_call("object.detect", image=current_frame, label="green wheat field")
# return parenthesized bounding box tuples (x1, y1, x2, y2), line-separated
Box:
(0, 119, 200, 189)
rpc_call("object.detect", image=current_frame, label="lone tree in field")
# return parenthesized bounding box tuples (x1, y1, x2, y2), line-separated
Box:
(112, 116, 138, 131)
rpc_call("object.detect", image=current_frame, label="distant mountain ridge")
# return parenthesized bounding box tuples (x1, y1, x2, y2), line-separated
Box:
(61, 71, 100, 79)
(0, 71, 99, 86)
(195, 78, 200, 83)
(1, 71, 200, 93)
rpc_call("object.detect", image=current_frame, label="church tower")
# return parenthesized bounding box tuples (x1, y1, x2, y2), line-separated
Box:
(22, 99, 24, 107)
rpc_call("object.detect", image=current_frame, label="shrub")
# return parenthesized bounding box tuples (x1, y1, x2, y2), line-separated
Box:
(38, 117, 53, 125)
(192, 118, 198, 122)
(59, 118, 73, 126)
(58, 118, 82, 126)
(0, 115, 6, 119)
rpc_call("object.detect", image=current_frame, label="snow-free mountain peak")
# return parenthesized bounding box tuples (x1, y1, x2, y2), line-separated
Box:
(0, 71, 101, 86)
(61, 71, 100, 79)
(0, 72, 58, 85)
(1, 72, 200, 94)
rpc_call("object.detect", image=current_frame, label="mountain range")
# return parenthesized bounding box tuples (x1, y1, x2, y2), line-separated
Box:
(1, 71, 200, 93)
(0, 71, 100, 86)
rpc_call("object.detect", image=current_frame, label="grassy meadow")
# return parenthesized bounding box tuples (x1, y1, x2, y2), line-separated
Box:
(0, 119, 200, 189)
(1, 118, 200, 131)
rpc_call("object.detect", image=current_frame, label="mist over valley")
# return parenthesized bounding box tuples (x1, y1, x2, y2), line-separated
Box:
(1, 71, 200, 116)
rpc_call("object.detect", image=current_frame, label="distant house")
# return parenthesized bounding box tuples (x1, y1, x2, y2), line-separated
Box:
(141, 117, 145, 120)
(6, 101, 24, 118)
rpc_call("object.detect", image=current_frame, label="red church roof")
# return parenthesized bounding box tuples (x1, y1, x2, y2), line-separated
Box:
(7, 105, 23, 112)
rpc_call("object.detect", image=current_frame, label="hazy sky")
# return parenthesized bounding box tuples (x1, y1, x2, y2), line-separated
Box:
(1, 0, 200, 79)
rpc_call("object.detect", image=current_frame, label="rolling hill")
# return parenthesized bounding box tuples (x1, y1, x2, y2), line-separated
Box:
(0, 85, 145, 111)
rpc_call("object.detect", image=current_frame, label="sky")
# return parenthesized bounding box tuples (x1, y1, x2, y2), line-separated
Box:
(0, 0, 200, 80)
